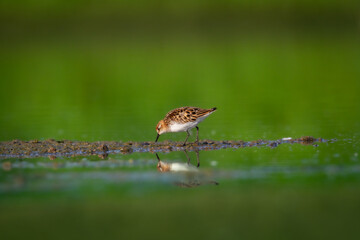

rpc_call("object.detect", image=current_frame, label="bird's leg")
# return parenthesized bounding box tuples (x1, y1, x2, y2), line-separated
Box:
(195, 126, 199, 144)
(155, 153, 162, 171)
(183, 130, 190, 146)
(183, 150, 191, 165)
(195, 150, 200, 168)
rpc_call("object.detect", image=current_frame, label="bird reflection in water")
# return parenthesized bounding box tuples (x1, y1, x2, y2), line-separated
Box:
(156, 152, 218, 188)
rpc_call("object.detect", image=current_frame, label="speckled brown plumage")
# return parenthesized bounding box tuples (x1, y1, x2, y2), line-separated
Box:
(164, 107, 217, 124)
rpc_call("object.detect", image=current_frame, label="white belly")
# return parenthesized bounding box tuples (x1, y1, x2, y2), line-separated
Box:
(169, 113, 211, 133)
(170, 121, 198, 132)
(170, 163, 198, 172)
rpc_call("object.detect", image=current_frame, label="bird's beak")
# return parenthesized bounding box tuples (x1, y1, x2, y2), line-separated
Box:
(155, 134, 160, 142)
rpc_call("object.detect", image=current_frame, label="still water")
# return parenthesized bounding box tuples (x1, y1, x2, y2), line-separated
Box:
(1, 135, 360, 239)
(1, 137, 359, 191)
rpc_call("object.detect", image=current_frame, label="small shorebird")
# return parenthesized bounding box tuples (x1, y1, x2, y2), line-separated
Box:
(155, 106, 217, 145)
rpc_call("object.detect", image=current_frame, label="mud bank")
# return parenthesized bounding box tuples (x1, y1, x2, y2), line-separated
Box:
(0, 136, 325, 159)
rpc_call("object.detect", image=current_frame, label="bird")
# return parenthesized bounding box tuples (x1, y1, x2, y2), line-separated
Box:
(155, 106, 217, 145)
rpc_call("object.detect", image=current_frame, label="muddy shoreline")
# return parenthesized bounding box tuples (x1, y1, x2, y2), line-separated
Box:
(0, 136, 326, 160)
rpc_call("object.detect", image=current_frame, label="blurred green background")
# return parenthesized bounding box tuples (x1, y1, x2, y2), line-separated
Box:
(1, 0, 359, 142)
(1, 1, 360, 239)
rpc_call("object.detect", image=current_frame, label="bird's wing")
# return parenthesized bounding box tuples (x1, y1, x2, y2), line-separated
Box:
(165, 107, 215, 123)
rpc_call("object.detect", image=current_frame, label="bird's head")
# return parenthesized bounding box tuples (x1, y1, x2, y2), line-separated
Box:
(156, 120, 167, 135)
(157, 161, 171, 172)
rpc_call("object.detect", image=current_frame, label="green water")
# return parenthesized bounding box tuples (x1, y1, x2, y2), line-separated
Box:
(1, 1, 360, 239)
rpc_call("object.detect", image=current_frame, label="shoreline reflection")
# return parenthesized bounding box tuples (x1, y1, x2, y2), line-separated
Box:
(155, 153, 218, 188)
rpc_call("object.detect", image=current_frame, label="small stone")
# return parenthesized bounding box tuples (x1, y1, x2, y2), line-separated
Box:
(48, 147, 56, 153)
(99, 144, 109, 151)
(164, 146, 172, 151)
(300, 136, 315, 142)
(121, 146, 133, 154)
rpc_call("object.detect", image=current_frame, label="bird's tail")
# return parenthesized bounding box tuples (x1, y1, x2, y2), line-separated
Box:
(211, 107, 217, 111)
